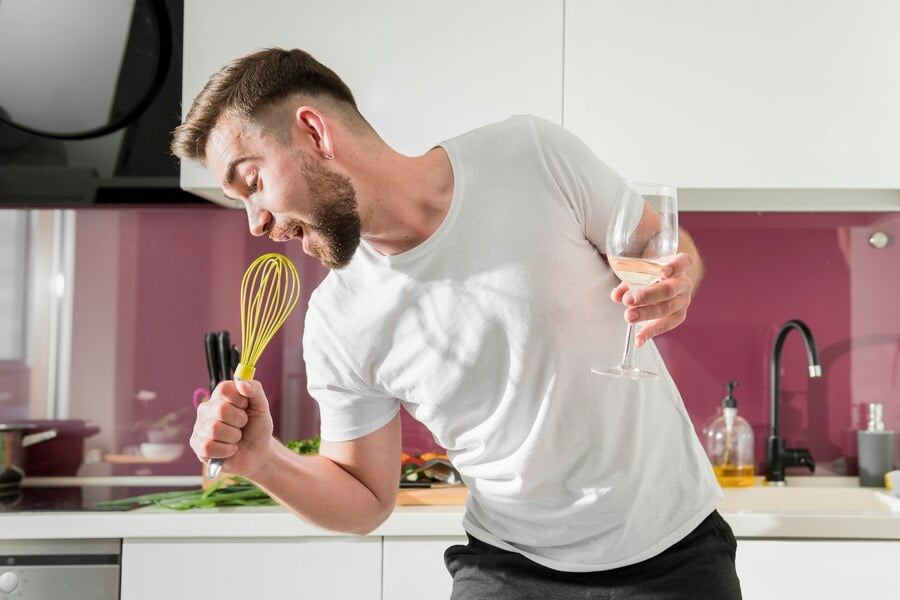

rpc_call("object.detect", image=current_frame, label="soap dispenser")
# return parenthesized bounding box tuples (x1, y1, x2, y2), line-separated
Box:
(705, 381, 756, 487)
(858, 403, 894, 487)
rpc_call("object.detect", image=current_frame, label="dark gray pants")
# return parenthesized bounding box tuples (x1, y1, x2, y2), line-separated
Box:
(444, 511, 742, 599)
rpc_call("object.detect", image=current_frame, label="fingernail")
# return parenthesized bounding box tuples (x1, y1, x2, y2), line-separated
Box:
(623, 292, 635, 305)
(627, 310, 639, 323)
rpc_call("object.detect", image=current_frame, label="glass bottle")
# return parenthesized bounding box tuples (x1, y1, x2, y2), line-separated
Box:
(705, 381, 756, 487)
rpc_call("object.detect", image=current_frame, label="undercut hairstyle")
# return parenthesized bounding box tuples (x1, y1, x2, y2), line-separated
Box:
(171, 47, 367, 162)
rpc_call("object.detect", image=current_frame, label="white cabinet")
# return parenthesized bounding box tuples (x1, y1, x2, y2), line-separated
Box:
(564, 0, 900, 190)
(736, 539, 900, 598)
(382, 536, 466, 600)
(182, 0, 564, 206)
(121, 537, 382, 600)
(109, 533, 900, 599)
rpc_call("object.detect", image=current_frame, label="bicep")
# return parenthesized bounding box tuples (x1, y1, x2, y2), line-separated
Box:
(318, 412, 402, 508)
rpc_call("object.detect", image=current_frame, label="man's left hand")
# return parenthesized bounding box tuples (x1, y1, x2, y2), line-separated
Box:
(610, 252, 695, 348)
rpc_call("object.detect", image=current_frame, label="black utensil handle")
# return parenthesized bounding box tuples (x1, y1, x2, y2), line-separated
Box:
(204, 332, 220, 393)
(217, 331, 231, 382)
(399, 481, 432, 488)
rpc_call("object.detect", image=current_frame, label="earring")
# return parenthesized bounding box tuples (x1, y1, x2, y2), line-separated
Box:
(325, 152, 334, 160)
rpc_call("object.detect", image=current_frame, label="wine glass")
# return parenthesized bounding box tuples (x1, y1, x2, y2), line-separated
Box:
(592, 181, 678, 380)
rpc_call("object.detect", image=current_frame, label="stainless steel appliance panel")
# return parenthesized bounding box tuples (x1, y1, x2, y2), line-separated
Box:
(0, 539, 120, 599)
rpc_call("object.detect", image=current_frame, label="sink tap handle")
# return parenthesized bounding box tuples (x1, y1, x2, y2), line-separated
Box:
(787, 447, 816, 473)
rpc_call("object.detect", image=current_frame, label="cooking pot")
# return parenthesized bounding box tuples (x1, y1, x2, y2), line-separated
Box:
(0, 425, 58, 488)
(18, 419, 101, 476)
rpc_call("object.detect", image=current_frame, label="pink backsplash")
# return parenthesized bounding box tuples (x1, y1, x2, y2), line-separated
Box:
(661, 211, 900, 475)
(3, 208, 898, 476)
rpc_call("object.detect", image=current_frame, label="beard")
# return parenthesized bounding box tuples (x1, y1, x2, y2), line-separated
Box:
(287, 153, 362, 269)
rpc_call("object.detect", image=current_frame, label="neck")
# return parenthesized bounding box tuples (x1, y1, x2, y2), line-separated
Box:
(353, 143, 453, 256)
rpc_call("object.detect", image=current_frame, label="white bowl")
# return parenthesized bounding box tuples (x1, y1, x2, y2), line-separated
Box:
(140, 442, 185, 461)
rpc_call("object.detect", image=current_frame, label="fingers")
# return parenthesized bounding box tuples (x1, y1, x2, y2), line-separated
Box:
(190, 381, 252, 461)
(614, 253, 696, 347)
(233, 379, 271, 416)
(662, 252, 693, 279)
(629, 281, 691, 347)
(623, 270, 693, 309)
(634, 310, 688, 348)
(620, 253, 692, 303)
(610, 281, 629, 303)
(623, 279, 691, 322)
(191, 435, 238, 462)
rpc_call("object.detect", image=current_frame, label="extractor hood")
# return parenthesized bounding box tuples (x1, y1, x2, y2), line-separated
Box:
(0, 0, 223, 208)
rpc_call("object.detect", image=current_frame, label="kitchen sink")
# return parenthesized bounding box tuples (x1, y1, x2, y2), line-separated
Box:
(719, 477, 900, 515)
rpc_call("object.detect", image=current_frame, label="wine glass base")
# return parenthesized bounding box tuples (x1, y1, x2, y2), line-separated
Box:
(591, 366, 659, 380)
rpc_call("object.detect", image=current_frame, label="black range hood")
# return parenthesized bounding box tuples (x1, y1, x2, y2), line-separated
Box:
(0, 0, 216, 208)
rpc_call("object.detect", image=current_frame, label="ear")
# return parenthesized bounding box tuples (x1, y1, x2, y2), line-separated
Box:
(294, 106, 334, 159)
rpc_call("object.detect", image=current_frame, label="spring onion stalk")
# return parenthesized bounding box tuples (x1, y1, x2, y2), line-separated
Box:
(96, 437, 320, 510)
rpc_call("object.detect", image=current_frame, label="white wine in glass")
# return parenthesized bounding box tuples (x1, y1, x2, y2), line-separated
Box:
(592, 181, 678, 380)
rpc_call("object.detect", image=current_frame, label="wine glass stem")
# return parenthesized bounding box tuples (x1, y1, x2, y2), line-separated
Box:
(620, 323, 638, 369)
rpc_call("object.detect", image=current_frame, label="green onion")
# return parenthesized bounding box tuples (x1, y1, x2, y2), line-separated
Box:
(95, 437, 319, 510)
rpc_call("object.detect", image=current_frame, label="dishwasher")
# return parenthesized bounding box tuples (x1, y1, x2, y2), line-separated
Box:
(0, 539, 120, 599)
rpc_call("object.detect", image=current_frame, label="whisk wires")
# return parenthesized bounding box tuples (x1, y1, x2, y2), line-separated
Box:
(237, 253, 300, 377)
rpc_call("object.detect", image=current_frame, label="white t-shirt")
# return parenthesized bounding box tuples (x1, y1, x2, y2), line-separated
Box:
(302, 115, 722, 572)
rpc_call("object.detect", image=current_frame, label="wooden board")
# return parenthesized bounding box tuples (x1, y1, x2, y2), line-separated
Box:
(396, 484, 467, 506)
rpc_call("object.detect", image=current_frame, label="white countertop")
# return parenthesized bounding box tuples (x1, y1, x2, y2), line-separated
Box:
(4, 477, 900, 541)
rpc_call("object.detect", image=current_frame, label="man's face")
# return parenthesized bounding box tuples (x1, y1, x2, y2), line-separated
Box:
(206, 114, 362, 269)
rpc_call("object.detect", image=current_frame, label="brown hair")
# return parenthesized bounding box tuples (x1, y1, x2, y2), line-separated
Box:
(171, 47, 364, 161)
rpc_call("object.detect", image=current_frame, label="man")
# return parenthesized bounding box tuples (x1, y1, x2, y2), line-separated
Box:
(173, 48, 741, 598)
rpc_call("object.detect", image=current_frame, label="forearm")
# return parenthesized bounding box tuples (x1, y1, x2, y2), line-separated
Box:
(678, 228, 704, 295)
(253, 438, 394, 535)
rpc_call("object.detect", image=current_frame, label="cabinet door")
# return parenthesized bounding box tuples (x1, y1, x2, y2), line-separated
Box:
(736, 539, 900, 598)
(121, 537, 381, 600)
(382, 536, 466, 600)
(182, 0, 563, 205)
(564, 0, 900, 189)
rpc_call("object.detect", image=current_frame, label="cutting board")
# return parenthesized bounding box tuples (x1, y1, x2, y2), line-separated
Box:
(396, 483, 467, 506)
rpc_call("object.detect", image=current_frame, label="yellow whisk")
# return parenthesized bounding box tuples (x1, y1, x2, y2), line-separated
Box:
(233, 253, 301, 380)
(207, 253, 301, 479)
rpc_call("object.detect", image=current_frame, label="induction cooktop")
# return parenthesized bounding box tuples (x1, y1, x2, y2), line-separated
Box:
(0, 484, 190, 512)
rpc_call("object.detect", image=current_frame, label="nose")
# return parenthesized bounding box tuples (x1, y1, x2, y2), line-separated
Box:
(246, 204, 272, 237)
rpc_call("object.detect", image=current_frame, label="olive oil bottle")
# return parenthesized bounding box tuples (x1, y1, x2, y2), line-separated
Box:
(705, 382, 756, 487)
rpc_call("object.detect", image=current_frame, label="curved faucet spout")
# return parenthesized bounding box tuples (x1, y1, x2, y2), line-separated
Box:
(765, 319, 822, 484)
(770, 319, 821, 438)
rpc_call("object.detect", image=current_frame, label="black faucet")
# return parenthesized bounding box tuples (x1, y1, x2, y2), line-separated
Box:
(765, 319, 821, 485)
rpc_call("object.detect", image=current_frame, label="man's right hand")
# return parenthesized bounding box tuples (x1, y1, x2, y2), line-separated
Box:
(190, 379, 274, 481)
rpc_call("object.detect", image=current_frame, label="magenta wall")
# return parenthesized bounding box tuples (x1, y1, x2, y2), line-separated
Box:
(657, 213, 876, 474)
(684, 211, 899, 474)
(8, 207, 896, 476)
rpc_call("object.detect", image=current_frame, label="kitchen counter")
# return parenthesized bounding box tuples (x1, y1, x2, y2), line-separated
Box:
(3, 476, 900, 541)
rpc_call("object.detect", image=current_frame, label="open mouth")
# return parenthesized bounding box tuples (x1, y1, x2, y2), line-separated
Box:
(269, 225, 304, 243)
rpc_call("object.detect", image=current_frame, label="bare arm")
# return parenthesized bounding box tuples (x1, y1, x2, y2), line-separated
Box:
(255, 415, 401, 534)
(671, 227, 704, 293)
(610, 227, 704, 347)
(192, 379, 401, 535)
